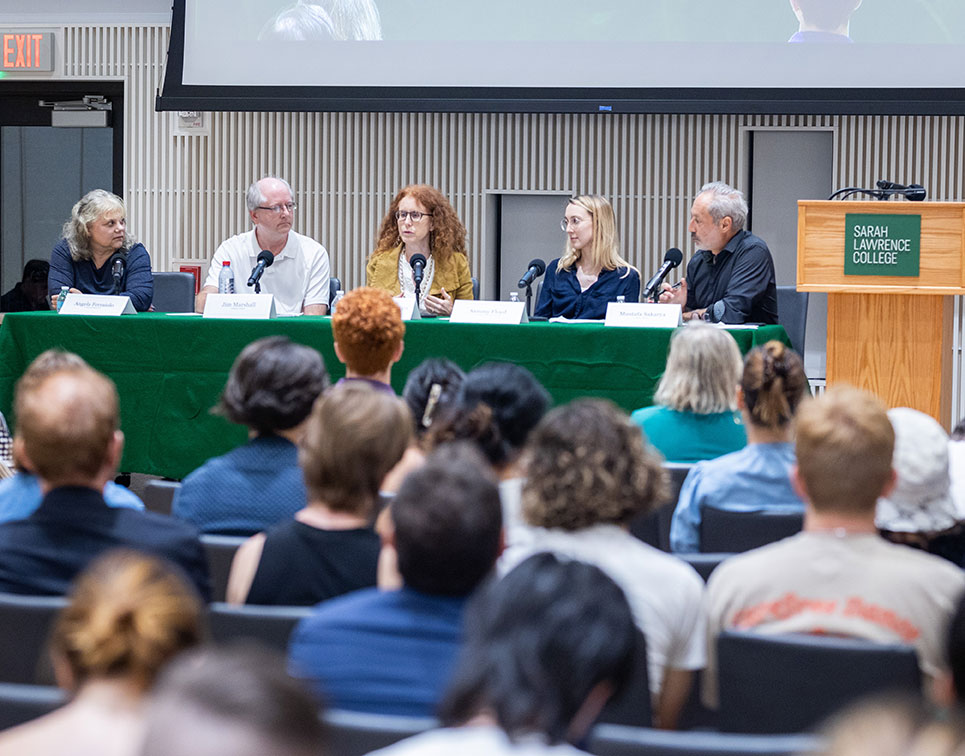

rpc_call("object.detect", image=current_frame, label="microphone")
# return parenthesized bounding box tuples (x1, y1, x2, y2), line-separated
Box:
(410, 253, 427, 292)
(642, 248, 684, 302)
(110, 253, 126, 294)
(247, 250, 274, 288)
(517, 258, 546, 288)
(875, 180, 927, 202)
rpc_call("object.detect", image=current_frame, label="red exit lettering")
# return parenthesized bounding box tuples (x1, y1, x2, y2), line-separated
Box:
(2, 34, 44, 68)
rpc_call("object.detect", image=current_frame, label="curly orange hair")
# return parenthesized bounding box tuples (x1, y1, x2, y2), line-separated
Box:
(331, 287, 405, 376)
(371, 184, 468, 262)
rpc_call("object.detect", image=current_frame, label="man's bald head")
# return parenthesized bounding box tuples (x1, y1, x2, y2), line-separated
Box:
(14, 366, 120, 487)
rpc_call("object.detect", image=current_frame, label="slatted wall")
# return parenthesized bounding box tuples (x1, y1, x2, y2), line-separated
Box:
(43, 24, 965, 422)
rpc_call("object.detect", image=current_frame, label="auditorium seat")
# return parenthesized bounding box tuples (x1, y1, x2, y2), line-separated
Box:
(588, 723, 822, 756)
(598, 631, 652, 728)
(716, 630, 921, 734)
(699, 507, 803, 553)
(471, 276, 479, 300)
(207, 602, 312, 652)
(199, 534, 246, 603)
(151, 272, 196, 313)
(142, 479, 180, 516)
(329, 276, 342, 309)
(0, 593, 68, 685)
(322, 709, 436, 756)
(0, 683, 66, 731)
(676, 552, 731, 582)
(630, 463, 693, 552)
(775, 286, 808, 357)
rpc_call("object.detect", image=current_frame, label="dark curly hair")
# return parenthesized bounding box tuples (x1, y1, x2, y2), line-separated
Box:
(331, 287, 406, 377)
(522, 399, 668, 530)
(402, 357, 466, 437)
(370, 184, 468, 261)
(217, 336, 329, 434)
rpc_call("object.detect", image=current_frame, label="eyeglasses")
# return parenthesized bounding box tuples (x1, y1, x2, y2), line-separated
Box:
(396, 210, 431, 222)
(560, 216, 591, 231)
(256, 202, 297, 214)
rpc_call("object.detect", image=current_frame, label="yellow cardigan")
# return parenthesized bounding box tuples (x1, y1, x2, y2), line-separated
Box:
(365, 244, 474, 300)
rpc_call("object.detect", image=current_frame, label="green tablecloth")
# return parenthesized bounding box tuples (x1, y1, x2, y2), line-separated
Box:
(0, 312, 788, 479)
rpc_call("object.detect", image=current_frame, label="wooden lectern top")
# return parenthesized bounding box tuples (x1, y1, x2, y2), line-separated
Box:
(797, 200, 965, 295)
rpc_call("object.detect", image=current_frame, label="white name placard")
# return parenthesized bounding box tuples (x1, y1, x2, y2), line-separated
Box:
(394, 296, 421, 321)
(203, 293, 276, 319)
(604, 302, 682, 328)
(59, 294, 135, 316)
(449, 300, 528, 325)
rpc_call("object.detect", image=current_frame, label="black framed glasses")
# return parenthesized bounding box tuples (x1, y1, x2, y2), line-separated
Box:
(396, 210, 431, 222)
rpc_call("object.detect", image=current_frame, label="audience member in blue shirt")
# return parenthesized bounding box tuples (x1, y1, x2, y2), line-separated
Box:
(534, 194, 639, 320)
(48, 189, 154, 311)
(173, 336, 328, 535)
(671, 340, 809, 553)
(288, 448, 503, 716)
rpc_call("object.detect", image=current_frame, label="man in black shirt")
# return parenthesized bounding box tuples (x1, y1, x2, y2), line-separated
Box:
(659, 181, 778, 324)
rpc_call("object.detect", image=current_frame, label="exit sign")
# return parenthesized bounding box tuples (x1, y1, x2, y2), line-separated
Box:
(1, 31, 54, 72)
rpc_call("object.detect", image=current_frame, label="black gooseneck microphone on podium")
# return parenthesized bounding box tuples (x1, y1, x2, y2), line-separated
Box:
(642, 248, 683, 302)
(247, 250, 274, 293)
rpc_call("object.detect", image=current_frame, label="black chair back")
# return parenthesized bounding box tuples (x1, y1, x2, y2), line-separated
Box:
(0, 594, 69, 684)
(329, 276, 342, 309)
(717, 630, 921, 734)
(322, 709, 436, 756)
(207, 602, 312, 653)
(200, 535, 247, 603)
(775, 285, 808, 356)
(0, 683, 66, 731)
(597, 630, 652, 728)
(700, 507, 803, 553)
(151, 272, 196, 313)
(677, 552, 731, 582)
(630, 463, 692, 552)
(589, 722, 822, 756)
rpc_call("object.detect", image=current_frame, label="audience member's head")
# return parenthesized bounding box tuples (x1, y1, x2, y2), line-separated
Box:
(141, 645, 324, 756)
(816, 696, 965, 756)
(389, 446, 502, 596)
(794, 385, 895, 516)
(522, 398, 668, 530)
(402, 357, 466, 437)
(654, 322, 743, 414)
(425, 362, 550, 472)
(331, 287, 405, 380)
(4, 259, 49, 311)
(440, 552, 636, 744)
(740, 340, 808, 429)
(217, 336, 328, 436)
(300, 382, 411, 516)
(52, 549, 203, 694)
(14, 360, 121, 488)
(876, 407, 959, 535)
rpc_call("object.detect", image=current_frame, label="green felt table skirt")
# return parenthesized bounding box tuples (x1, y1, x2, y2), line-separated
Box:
(0, 312, 788, 479)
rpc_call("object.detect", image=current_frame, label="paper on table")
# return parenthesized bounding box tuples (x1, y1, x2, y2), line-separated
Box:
(548, 316, 604, 324)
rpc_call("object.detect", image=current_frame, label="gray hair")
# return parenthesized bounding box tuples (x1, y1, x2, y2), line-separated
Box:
(653, 322, 743, 414)
(61, 189, 135, 262)
(245, 177, 294, 213)
(698, 181, 748, 232)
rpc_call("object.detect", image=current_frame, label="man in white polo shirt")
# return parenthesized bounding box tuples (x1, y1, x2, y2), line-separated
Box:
(196, 177, 330, 316)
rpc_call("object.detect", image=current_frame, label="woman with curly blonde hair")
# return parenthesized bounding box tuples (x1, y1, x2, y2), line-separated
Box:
(502, 398, 704, 730)
(0, 549, 204, 756)
(366, 185, 473, 316)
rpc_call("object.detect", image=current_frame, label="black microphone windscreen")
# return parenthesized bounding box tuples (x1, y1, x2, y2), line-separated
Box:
(410, 254, 427, 267)
(257, 250, 274, 267)
(665, 248, 683, 266)
(527, 258, 546, 275)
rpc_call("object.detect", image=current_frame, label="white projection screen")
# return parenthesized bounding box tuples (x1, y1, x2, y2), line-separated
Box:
(157, 0, 965, 114)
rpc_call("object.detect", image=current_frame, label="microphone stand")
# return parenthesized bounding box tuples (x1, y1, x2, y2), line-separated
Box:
(524, 282, 534, 318)
(253, 280, 261, 294)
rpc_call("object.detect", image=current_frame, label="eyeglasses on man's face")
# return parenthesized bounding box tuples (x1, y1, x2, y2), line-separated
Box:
(396, 210, 431, 222)
(257, 202, 297, 214)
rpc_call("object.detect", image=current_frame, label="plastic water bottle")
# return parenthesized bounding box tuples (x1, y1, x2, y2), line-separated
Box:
(616, 295, 626, 304)
(56, 286, 68, 312)
(509, 291, 519, 303)
(218, 261, 235, 294)
(330, 289, 345, 313)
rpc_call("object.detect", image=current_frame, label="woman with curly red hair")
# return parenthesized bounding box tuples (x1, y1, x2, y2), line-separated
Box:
(366, 185, 474, 316)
